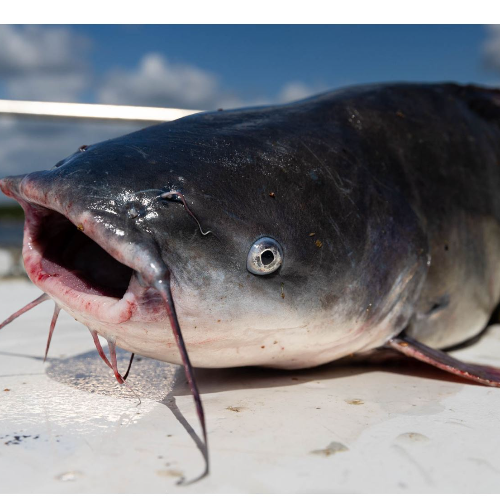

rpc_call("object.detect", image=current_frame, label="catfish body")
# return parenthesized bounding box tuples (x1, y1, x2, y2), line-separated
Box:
(1, 83, 500, 369)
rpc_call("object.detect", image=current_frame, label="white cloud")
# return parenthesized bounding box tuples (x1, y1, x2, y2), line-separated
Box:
(6, 73, 89, 102)
(0, 25, 90, 102)
(277, 81, 327, 104)
(97, 52, 326, 110)
(98, 53, 244, 110)
(0, 28, 332, 206)
(0, 117, 141, 204)
(0, 25, 327, 108)
(483, 25, 500, 72)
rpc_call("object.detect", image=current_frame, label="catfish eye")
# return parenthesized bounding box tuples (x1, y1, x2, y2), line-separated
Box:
(247, 237, 283, 275)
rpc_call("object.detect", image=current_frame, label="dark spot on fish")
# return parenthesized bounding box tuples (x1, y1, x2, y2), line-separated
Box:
(444, 244, 449, 251)
(3, 388, 10, 392)
(261, 345, 265, 349)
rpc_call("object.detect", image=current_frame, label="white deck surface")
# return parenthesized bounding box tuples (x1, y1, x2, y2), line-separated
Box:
(1, 280, 500, 493)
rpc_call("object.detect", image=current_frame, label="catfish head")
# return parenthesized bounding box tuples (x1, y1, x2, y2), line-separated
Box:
(0, 101, 429, 370)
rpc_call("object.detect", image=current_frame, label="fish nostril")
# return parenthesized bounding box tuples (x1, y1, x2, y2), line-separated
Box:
(261, 250, 274, 266)
(128, 207, 139, 219)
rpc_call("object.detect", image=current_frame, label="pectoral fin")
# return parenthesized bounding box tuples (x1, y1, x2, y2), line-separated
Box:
(387, 334, 500, 387)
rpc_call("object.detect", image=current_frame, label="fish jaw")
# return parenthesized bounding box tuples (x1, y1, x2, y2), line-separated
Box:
(0, 174, 167, 326)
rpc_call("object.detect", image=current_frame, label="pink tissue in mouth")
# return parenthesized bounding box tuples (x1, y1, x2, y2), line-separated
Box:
(40, 257, 110, 297)
(31, 209, 134, 299)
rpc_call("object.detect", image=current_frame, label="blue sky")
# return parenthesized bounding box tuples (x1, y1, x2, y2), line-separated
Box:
(72, 25, 494, 97)
(0, 25, 500, 203)
(2, 25, 499, 108)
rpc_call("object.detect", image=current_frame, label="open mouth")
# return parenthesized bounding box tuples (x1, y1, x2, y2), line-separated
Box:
(22, 203, 138, 324)
(36, 208, 133, 298)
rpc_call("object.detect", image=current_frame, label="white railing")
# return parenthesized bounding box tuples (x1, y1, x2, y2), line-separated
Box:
(0, 99, 202, 122)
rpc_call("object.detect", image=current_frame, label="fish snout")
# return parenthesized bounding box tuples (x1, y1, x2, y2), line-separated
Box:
(1, 170, 173, 328)
(0, 171, 68, 216)
(0, 174, 28, 201)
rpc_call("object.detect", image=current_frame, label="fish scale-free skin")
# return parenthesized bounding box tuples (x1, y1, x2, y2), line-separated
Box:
(1, 83, 500, 367)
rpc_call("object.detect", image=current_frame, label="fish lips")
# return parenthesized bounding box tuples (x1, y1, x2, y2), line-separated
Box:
(0, 172, 169, 326)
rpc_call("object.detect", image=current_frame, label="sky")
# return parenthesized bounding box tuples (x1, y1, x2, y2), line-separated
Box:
(1, 24, 500, 203)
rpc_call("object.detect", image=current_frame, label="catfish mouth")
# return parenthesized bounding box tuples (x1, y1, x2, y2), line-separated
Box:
(37, 208, 133, 298)
(22, 203, 139, 324)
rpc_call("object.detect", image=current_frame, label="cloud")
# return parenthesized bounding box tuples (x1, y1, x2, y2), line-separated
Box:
(0, 117, 142, 204)
(0, 25, 326, 108)
(5, 73, 89, 102)
(0, 25, 90, 102)
(0, 28, 330, 206)
(98, 53, 244, 110)
(98, 52, 325, 110)
(482, 25, 500, 72)
(277, 81, 327, 104)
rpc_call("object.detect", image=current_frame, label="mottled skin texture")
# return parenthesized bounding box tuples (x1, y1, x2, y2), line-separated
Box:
(2, 83, 500, 368)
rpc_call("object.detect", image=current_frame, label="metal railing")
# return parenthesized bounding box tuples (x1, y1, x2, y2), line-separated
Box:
(0, 99, 202, 122)
(0, 99, 203, 277)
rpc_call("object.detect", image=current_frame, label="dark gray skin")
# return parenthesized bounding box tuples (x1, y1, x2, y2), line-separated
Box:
(2, 83, 500, 371)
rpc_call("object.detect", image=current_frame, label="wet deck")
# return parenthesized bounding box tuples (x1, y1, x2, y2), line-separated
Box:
(1, 280, 500, 493)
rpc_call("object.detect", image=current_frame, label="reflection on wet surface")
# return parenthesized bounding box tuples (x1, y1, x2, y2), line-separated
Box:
(0, 348, 180, 435)
(0, 342, 469, 440)
(46, 348, 180, 401)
